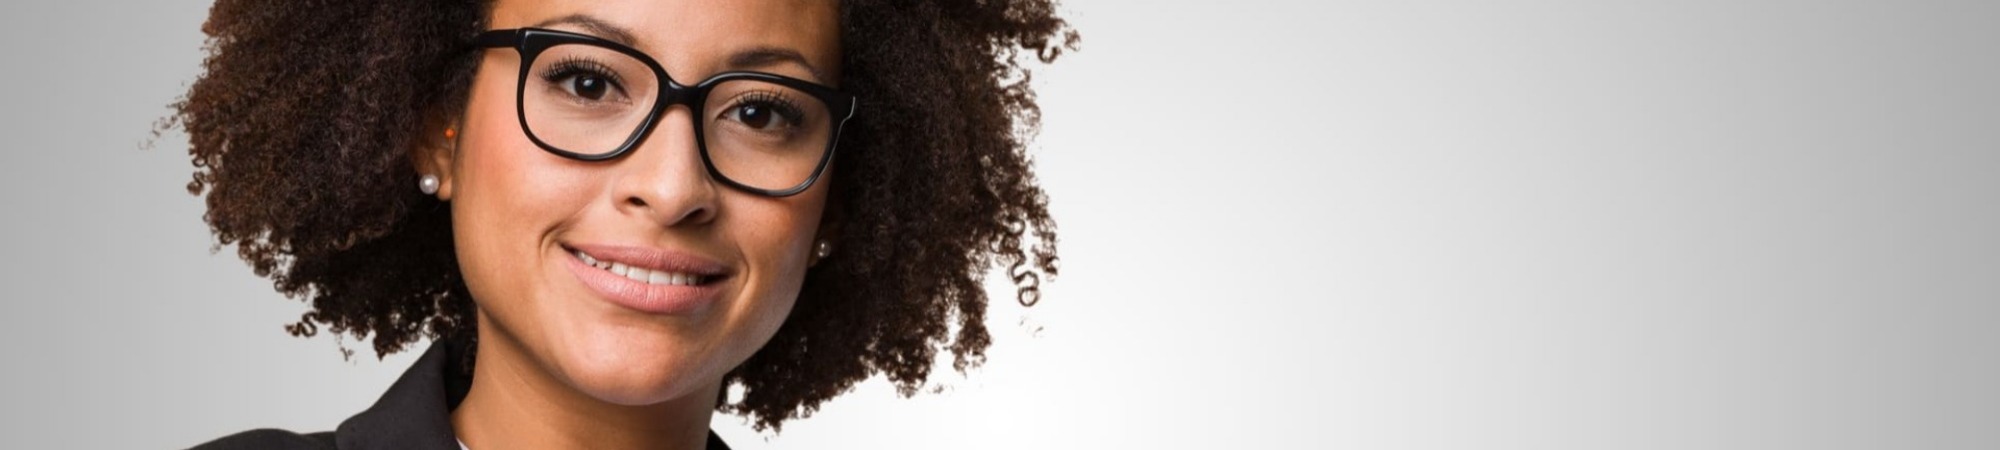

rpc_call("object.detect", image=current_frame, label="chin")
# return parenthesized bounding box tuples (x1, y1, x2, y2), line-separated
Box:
(558, 353, 714, 406)
(570, 374, 698, 406)
(548, 325, 726, 406)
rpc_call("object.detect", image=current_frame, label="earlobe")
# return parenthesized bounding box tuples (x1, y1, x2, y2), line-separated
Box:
(413, 124, 461, 200)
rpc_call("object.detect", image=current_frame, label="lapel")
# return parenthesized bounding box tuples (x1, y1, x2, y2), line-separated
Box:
(332, 337, 470, 450)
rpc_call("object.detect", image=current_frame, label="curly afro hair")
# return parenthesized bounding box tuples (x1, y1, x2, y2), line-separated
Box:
(168, 0, 1075, 430)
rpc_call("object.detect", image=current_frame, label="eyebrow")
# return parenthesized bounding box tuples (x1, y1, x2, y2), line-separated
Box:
(531, 14, 638, 48)
(530, 14, 832, 84)
(728, 47, 831, 84)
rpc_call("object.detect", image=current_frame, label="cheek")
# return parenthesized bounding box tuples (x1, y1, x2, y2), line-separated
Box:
(449, 78, 596, 330)
(738, 200, 819, 279)
(716, 190, 828, 351)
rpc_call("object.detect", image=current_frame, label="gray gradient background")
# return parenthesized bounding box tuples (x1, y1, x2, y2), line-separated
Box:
(3, 0, 1996, 448)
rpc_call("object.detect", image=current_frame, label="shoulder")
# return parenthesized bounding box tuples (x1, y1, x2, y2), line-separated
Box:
(187, 428, 336, 450)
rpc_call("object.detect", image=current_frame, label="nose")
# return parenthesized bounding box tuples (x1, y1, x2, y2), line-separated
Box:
(611, 106, 718, 227)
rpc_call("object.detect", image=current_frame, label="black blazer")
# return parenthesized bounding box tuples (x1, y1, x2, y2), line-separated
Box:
(189, 337, 731, 449)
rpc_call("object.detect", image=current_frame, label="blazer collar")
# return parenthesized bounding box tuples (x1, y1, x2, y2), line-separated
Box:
(333, 337, 474, 450)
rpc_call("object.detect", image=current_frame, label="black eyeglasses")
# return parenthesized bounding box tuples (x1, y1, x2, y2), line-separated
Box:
(473, 28, 858, 197)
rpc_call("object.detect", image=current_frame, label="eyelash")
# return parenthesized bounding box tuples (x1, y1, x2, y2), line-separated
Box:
(726, 91, 805, 121)
(538, 57, 627, 91)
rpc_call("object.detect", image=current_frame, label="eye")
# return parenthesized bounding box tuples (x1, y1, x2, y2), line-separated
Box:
(565, 74, 611, 100)
(720, 93, 805, 132)
(541, 59, 628, 103)
(731, 103, 777, 129)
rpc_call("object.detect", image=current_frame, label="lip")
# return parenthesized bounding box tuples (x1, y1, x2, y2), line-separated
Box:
(561, 243, 731, 315)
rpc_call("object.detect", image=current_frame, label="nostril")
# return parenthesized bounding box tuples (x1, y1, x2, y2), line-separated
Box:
(680, 206, 714, 224)
(621, 195, 713, 225)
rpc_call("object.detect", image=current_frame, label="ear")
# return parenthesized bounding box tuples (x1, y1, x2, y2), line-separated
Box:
(412, 117, 461, 200)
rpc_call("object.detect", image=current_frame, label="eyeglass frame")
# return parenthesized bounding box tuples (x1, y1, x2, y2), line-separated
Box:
(471, 27, 859, 197)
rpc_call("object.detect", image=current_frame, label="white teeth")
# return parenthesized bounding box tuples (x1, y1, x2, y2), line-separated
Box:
(573, 249, 706, 286)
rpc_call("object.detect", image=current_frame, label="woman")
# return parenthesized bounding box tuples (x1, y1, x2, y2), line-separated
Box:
(174, 0, 1073, 448)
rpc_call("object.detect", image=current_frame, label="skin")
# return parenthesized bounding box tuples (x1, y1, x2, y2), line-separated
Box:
(417, 0, 842, 448)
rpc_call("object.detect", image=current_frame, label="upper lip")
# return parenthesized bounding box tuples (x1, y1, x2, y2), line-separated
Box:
(562, 242, 731, 277)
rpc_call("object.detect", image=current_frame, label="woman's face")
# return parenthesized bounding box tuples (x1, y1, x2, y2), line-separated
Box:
(437, 0, 841, 405)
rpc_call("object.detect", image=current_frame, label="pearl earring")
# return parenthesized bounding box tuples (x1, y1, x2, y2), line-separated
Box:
(813, 239, 833, 260)
(419, 174, 440, 195)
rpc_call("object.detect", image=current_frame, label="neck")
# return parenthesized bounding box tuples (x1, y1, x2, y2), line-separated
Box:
(450, 320, 718, 450)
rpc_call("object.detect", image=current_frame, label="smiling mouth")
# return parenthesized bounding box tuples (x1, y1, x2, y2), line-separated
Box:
(569, 248, 717, 286)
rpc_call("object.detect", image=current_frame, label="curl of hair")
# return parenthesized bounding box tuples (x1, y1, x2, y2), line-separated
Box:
(170, 0, 1074, 431)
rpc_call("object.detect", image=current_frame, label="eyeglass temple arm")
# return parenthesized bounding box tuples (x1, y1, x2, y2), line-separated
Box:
(471, 29, 523, 49)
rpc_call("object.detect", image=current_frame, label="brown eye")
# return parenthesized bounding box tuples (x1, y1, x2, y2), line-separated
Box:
(720, 95, 804, 133)
(540, 58, 627, 103)
(733, 104, 774, 129)
(568, 74, 611, 100)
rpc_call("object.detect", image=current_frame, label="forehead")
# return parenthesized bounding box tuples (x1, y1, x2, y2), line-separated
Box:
(488, 0, 842, 81)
